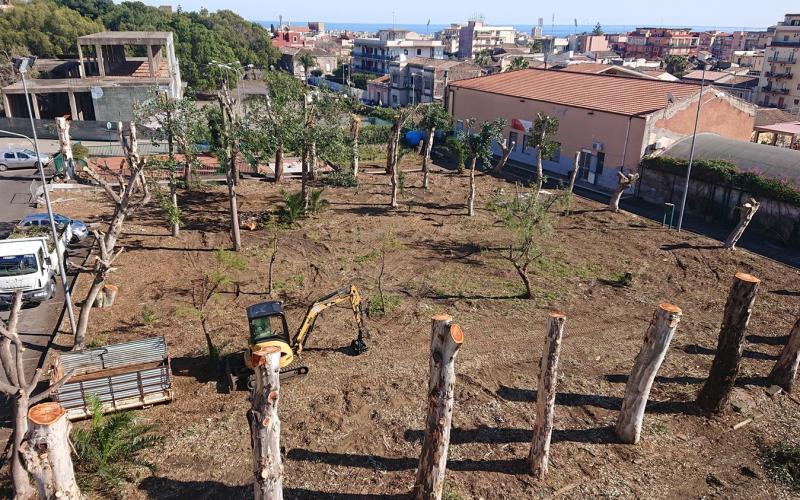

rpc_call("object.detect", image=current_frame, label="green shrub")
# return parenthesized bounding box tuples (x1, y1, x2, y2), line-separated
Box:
(322, 170, 358, 187)
(72, 143, 89, 160)
(308, 188, 329, 215)
(73, 397, 164, 498)
(360, 124, 392, 144)
(141, 305, 158, 326)
(762, 442, 800, 490)
(641, 156, 800, 205)
(277, 192, 305, 225)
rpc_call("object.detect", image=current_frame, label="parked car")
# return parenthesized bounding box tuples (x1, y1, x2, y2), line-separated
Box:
(17, 213, 88, 244)
(0, 148, 51, 171)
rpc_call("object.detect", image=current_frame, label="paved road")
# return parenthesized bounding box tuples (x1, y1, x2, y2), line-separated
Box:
(0, 167, 85, 450)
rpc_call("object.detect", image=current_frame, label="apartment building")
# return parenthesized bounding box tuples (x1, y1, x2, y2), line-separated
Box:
(457, 21, 516, 59)
(1, 31, 181, 123)
(271, 26, 314, 48)
(625, 28, 699, 59)
(733, 29, 774, 51)
(437, 24, 463, 57)
(758, 13, 800, 113)
(387, 58, 480, 107)
(576, 35, 609, 53)
(352, 30, 444, 75)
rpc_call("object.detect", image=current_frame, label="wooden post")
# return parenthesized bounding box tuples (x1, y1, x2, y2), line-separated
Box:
(616, 303, 682, 444)
(528, 312, 567, 480)
(768, 316, 800, 392)
(413, 314, 464, 500)
(21, 403, 84, 500)
(697, 273, 761, 414)
(567, 151, 580, 193)
(723, 198, 760, 250)
(422, 127, 435, 189)
(467, 157, 477, 216)
(351, 114, 361, 178)
(249, 347, 283, 500)
(608, 171, 639, 212)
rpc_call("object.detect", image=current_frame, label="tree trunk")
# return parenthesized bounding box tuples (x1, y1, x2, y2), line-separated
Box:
(351, 115, 360, 178)
(170, 183, 179, 237)
(274, 143, 284, 183)
(616, 303, 682, 444)
(467, 158, 477, 216)
(567, 151, 580, 193)
(768, 316, 800, 392)
(422, 127, 435, 189)
(249, 347, 283, 500)
(528, 312, 567, 480)
(492, 139, 515, 174)
(12, 393, 35, 499)
(535, 149, 544, 194)
(308, 141, 317, 181)
(21, 403, 84, 500)
(228, 170, 242, 252)
(724, 198, 760, 250)
(55, 117, 74, 181)
(413, 314, 464, 500)
(74, 270, 106, 351)
(697, 272, 761, 414)
(512, 260, 533, 299)
(94, 284, 118, 309)
(609, 171, 640, 213)
(301, 148, 310, 212)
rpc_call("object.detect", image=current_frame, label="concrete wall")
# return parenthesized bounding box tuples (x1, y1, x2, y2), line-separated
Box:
(643, 91, 755, 154)
(638, 166, 800, 246)
(448, 86, 647, 190)
(91, 86, 154, 123)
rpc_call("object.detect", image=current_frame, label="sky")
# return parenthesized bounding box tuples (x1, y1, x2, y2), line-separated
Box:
(146, 1, 795, 28)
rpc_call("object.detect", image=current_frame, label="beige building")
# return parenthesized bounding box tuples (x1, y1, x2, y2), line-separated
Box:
(387, 58, 480, 107)
(458, 21, 516, 59)
(447, 69, 755, 190)
(758, 13, 800, 114)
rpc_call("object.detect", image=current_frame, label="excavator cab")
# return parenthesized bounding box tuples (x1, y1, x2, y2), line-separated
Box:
(246, 301, 295, 369)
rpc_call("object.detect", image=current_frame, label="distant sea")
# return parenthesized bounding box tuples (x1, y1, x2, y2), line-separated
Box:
(258, 21, 767, 37)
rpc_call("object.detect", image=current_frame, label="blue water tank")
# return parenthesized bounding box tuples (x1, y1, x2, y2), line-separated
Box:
(404, 130, 422, 147)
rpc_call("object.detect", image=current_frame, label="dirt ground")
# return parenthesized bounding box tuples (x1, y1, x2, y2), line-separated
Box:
(42, 159, 800, 499)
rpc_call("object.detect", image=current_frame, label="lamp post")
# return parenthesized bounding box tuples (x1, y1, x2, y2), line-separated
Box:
(11, 56, 77, 336)
(210, 61, 246, 116)
(676, 58, 714, 232)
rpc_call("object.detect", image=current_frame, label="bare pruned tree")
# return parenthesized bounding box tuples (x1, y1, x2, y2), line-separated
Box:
(77, 122, 152, 350)
(0, 292, 75, 497)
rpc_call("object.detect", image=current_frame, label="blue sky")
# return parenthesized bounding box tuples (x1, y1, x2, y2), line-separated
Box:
(147, 1, 793, 28)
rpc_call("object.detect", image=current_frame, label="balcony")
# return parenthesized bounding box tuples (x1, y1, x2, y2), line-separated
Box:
(765, 71, 795, 79)
(762, 85, 790, 94)
(771, 40, 800, 47)
(355, 53, 399, 62)
(769, 55, 797, 64)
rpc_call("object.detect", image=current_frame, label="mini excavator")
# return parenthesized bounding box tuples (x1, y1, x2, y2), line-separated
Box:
(223, 284, 370, 391)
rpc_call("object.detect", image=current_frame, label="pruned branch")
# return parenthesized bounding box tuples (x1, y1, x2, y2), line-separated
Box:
(30, 369, 76, 406)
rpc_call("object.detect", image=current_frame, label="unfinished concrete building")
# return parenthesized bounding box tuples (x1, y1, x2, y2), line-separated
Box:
(1, 31, 182, 123)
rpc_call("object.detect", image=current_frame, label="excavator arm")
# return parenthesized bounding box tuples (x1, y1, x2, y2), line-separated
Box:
(292, 284, 369, 355)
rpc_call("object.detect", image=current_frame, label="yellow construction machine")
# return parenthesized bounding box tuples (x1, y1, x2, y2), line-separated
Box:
(223, 284, 369, 391)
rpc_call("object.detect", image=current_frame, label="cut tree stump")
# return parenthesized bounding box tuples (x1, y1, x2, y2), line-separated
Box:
(21, 402, 84, 500)
(768, 316, 800, 393)
(413, 314, 464, 500)
(608, 171, 639, 213)
(724, 198, 760, 250)
(567, 151, 580, 193)
(249, 346, 283, 500)
(94, 284, 118, 309)
(697, 273, 761, 414)
(616, 303, 682, 444)
(528, 311, 567, 480)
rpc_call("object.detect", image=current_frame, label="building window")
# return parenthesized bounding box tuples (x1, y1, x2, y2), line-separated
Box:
(417, 48, 422, 55)
(392, 95, 398, 105)
(455, 120, 464, 132)
(509, 132, 519, 150)
(404, 49, 408, 55)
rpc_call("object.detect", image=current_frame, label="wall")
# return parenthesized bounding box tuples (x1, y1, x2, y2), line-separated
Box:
(0, 117, 140, 141)
(643, 91, 755, 154)
(448, 86, 647, 190)
(638, 166, 800, 246)
(91, 86, 155, 123)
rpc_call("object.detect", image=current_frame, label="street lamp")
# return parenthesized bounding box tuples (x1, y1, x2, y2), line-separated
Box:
(209, 61, 246, 115)
(676, 56, 716, 232)
(10, 56, 77, 335)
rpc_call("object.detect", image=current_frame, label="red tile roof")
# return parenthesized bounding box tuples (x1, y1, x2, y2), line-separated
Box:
(449, 68, 701, 116)
(561, 63, 614, 74)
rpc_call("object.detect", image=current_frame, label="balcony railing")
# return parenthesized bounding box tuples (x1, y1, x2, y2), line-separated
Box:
(765, 71, 794, 79)
(769, 55, 797, 64)
(355, 53, 399, 62)
(762, 85, 791, 94)
(771, 40, 800, 47)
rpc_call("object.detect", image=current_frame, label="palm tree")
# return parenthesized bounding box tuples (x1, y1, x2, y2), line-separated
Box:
(297, 51, 316, 84)
(474, 49, 492, 68)
(508, 56, 530, 72)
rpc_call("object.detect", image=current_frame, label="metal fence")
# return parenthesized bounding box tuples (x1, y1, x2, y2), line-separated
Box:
(51, 336, 173, 419)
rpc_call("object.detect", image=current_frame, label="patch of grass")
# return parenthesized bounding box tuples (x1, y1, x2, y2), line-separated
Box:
(607, 271, 634, 288)
(355, 249, 380, 264)
(648, 422, 669, 435)
(369, 294, 401, 316)
(322, 170, 358, 188)
(536, 256, 601, 280)
(291, 274, 305, 288)
(86, 333, 109, 349)
(442, 482, 463, 500)
(141, 305, 158, 326)
(762, 442, 800, 490)
(273, 281, 288, 291)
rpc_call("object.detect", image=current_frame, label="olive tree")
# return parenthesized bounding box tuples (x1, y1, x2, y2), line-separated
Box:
(418, 103, 451, 190)
(528, 113, 559, 194)
(459, 118, 506, 216)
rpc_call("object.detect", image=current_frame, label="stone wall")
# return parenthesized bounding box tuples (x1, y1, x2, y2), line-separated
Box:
(638, 166, 800, 246)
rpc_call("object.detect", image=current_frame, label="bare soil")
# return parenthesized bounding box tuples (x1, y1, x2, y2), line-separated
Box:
(46, 160, 800, 499)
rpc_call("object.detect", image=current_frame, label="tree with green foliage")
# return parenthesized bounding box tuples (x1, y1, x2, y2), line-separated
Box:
(474, 49, 492, 68)
(508, 56, 530, 72)
(134, 89, 206, 236)
(72, 396, 163, 497)
(460, 118, 506, 216)
(592, 22, 604, 35)
(297, 51, 316, 84)
(487, 187, 565, 299)
(530, 39, 543, 53)
(384, 105, 422, 208)
(418, 103, 451, 189)
(664, 55, 690, 78)
(529, 113, 559, 194)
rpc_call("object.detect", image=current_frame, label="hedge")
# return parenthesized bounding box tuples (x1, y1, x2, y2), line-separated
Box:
(641, 156, 800, 206)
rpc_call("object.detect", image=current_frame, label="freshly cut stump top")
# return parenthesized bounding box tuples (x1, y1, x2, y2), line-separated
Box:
(28, 402, 66, 425)
(734, 272, 761, 284)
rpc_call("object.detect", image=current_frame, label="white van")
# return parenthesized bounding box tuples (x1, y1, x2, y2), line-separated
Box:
(0, 235, 65, 306)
